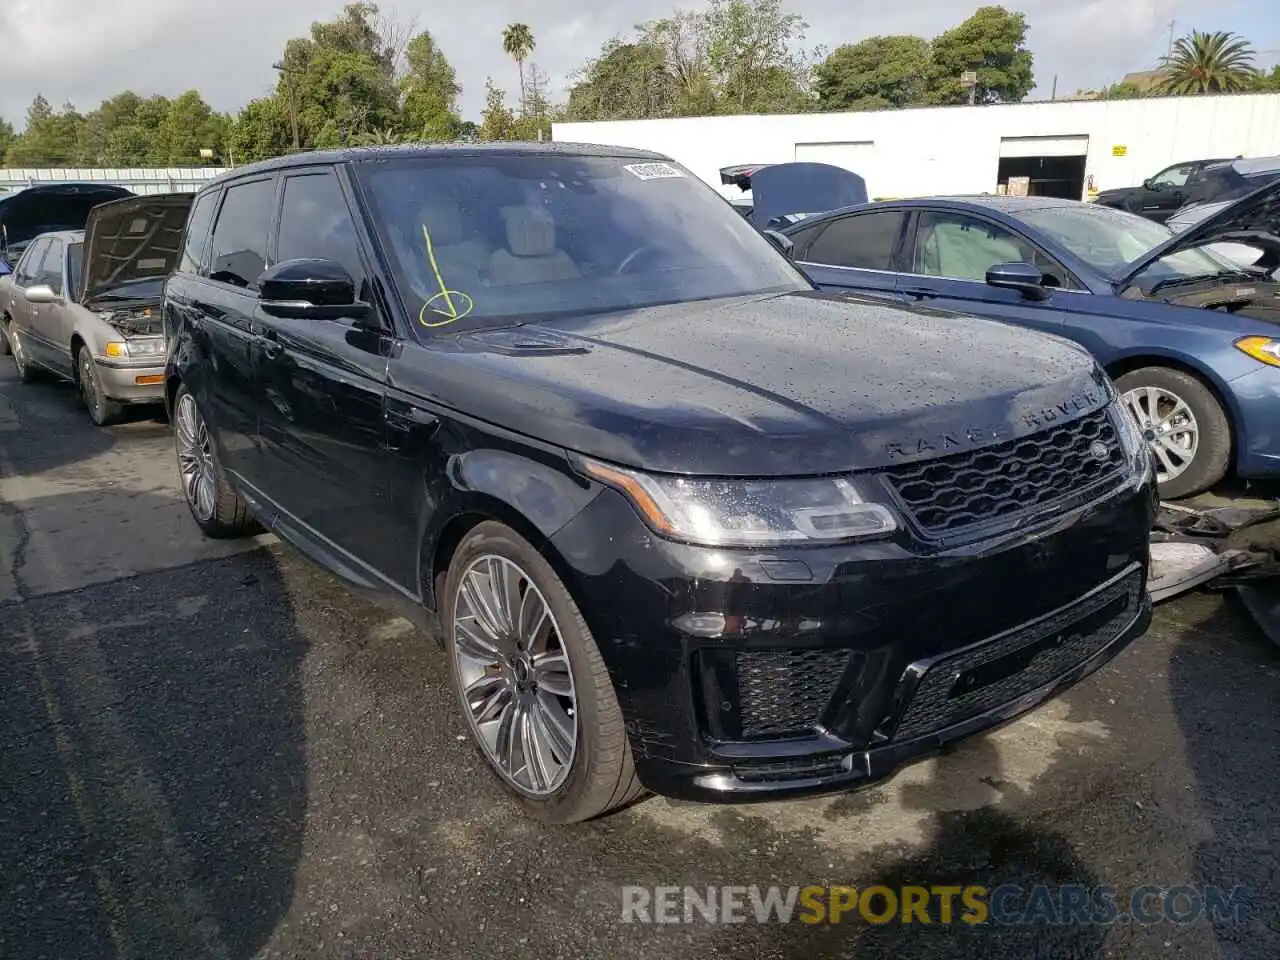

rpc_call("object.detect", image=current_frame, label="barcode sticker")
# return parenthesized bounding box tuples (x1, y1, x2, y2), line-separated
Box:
(623, 162, 685, 180)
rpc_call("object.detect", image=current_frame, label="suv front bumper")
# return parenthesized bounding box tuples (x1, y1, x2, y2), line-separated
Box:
(547, 470, 1157, 804)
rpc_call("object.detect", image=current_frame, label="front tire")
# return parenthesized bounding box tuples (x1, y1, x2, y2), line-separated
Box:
(1116, 366, 1230, 499)
(172, 384, 259, 538)
(77, 346, 123, 426)
(442, 521, 642, 823)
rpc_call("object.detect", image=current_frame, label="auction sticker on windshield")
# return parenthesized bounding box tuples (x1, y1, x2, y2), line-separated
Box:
(624, 162, 685, 180)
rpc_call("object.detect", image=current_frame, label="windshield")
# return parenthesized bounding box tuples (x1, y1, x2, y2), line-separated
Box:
(1014, 204, 1236, 281)
(357, 154, 810, 331)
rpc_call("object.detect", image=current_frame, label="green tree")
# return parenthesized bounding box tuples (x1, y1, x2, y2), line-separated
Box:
(816, 35, 931, 111)
(0, 119, 13, 165)
(400, 30, 461, 139)
(565, 39, 679, 121)
(1157, 30, 1258, 94)
(502, 23, 535, 115)
(1252, 64, 1280, 91)
(157, 91, 228, 164)
(478, 80, 518, 140)
(704, 0, 813, 112)
(230, 97, 293, 162)
(513, 63, 554, 139)
(926, 5, 1034, 104)
(5, 96, 84, 166)
(1102, 80, 1146, 100)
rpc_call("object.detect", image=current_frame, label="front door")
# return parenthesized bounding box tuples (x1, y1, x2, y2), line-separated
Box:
(255, 168, 400, 586)
(894, 208, 1070, 339)
(1135, 163, 1194, 222)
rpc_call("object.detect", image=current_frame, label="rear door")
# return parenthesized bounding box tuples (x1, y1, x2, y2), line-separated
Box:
(255, 166, 401, 584)
(894, 207, 1073, 338)
(6, 237, 48, 344)
(793, 208, 912, 300)
(194, 175, 278, 492)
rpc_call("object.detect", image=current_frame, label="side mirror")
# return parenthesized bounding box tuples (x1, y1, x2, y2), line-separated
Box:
(257, 258, 372, 321)
(24, 284, 58, 304)
(986, 262, 1051, 301)
(762, 229, 795, 259)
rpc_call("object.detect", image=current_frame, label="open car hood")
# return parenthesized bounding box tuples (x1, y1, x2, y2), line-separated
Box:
(1115, 176, 1280, 287)
(80, 193, 194, 304)
(721, 162, 868, 230)
(0, 183, 133, 257)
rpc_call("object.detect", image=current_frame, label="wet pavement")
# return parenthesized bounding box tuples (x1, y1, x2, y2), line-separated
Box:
(1, 361, 1277, 960)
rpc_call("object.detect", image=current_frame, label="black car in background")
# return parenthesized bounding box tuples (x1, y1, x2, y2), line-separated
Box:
(1093, 158, 1231, 222)
(163, 144, 1156, 822)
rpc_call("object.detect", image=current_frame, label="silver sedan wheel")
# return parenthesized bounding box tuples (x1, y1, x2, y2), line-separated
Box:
(1122, 385, 1199, 484)
(451, 554, 578, 797)
(174, 393, 217, 522)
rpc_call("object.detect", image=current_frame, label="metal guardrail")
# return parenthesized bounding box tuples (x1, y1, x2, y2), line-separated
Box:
(0, 167, 230, 195)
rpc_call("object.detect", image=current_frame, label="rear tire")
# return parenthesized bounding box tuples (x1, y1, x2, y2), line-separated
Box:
(10, 328, 39, 384)
(1115, 366, 1230, 500)
(172, 383, 260, 538)
(442, 521, 643, 823)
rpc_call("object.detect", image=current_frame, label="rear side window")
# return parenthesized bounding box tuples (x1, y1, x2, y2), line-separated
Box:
(208, 178, 275, 289)
(179, 190, 219, 276)
(275, 172, 365, 286)
(803, 210, 907, 270)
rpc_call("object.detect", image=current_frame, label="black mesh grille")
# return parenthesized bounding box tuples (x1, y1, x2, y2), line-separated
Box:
(736, 649, 850, 738)
(884, 408, 1126, 536)
(890, 567, 1143, 743)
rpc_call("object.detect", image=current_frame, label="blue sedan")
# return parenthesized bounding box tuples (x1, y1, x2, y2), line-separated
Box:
(752, 169, 1280, 498)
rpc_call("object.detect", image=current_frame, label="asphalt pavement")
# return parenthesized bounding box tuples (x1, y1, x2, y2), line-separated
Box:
(1, 360, 1277, 960)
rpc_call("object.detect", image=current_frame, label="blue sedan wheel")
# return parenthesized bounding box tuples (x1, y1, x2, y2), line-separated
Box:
(1116, 367, 1231, 499)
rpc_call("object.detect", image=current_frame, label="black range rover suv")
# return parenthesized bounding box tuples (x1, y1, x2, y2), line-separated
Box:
(163, 143, 1157, 822)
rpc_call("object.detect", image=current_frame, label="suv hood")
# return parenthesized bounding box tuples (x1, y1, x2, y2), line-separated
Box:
(80, 193, 194, 304)
(1115, 176, 1280, 286)
(0, 183, 133, 259)
(417, 292, 1112, 476)
(723, 162, 868, 230)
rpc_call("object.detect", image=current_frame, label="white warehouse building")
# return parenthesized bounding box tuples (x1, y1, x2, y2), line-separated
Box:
(553, 92, 1280, 203)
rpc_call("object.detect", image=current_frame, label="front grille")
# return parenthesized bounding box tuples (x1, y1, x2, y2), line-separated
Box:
(736, 649, 851, 738)
(884, 408, 1126, 536)
(889, 566, 1143, 743)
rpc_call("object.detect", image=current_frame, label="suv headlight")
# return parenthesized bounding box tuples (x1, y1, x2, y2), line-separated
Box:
(581, 458, 898, 546)
(104, 338, 164, 359)
(1112, 398, 1153, 475)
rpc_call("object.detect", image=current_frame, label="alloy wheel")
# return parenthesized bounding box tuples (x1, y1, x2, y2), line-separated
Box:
(80, 352, 101, 417)
(174, 393, 217, 522)
(451, 554, 579, 797)
(1122, 385, 1199, 484)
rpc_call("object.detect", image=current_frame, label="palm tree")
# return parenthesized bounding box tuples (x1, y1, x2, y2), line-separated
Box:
(502, 23, 536, 114)
(1157, 30, 1258, 95)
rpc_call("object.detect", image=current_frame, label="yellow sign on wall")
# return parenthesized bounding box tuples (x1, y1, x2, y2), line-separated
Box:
(1112, 145, 1128, 157)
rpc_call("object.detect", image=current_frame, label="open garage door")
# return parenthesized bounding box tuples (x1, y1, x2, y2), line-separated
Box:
(998, 135, 1089, 199)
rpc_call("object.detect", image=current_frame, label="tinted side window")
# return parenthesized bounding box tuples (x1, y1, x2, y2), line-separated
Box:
(179, 189, 219, 276)
(275, 173, 365, 285)
(803, 211, 906, 270)
(787, 220, 829, 259)
(39, 239, 64, 295)
(1152, 164, 1194, 188)
(208, 178, 275, 289)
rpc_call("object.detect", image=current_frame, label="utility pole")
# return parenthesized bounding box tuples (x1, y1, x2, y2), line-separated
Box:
(1166, 20, 1176, 59)
(1051, 75, 1058, 101)
(272, 60, 301, 151)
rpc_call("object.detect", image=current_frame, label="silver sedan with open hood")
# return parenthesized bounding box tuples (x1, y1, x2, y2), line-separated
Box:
(2, 193, 193, 425)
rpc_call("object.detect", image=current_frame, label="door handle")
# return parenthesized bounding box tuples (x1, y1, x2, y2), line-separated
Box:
(257, 329, 282, 360)
(386, 406, 439, 430)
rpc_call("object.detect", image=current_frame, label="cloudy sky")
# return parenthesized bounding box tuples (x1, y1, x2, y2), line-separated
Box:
(0, 0, 1277, 130)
